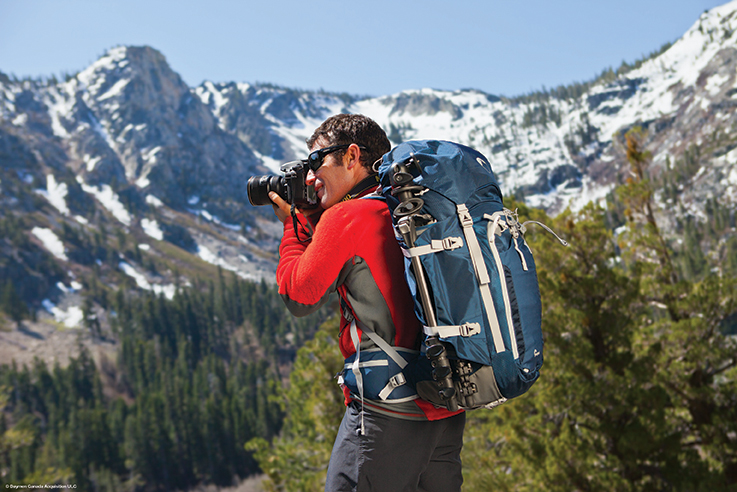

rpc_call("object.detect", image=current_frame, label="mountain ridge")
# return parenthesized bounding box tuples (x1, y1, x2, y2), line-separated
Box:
(1, 1, 736, 333)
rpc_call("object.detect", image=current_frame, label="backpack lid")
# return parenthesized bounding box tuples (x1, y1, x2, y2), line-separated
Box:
(378, 140, 502, 205)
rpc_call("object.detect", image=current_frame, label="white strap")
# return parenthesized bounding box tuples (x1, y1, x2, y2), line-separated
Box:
(378, 373, 407, 400)
(344, 360, 389, 369)
(357, 321, 409, 370)
(423, 322, 482, 338)
(457, 204, 490, 285)
(487, 214, 519, 360)
(350, 320, 410, 404)
(407, 237, 463, 257)
(513, 236, 528, 271)
(457, 204, 505, 354)
(349, 321, 366, 435)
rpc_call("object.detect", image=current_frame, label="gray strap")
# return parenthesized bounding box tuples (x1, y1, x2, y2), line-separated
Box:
(457, 204, 505, 353)
(355, 319, 409, 370)
(423, 322, 482, 338)
(521, 220, 569, 246)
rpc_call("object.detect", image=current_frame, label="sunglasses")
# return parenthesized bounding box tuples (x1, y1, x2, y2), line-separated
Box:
(305, 144, 367, 172)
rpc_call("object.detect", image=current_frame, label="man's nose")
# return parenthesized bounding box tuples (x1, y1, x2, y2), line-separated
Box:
(306, 170, 316, 185)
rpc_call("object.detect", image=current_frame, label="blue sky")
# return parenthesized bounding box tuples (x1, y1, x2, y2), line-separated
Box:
(0, 0, 729, 97)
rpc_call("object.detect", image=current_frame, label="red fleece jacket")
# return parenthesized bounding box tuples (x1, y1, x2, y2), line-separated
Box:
(276, 190, 461, 421)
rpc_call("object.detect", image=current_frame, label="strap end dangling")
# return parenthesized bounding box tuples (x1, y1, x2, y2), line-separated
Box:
(291, 203, 314, 243)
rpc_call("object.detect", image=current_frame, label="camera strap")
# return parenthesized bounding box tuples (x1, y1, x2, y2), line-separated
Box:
(291, 203, 314, 243)
(340, 174, 380, 202)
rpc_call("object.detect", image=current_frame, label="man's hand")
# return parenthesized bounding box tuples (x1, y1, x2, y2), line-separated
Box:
(269, 192, 323, 223)
(269, 192, 292, 223)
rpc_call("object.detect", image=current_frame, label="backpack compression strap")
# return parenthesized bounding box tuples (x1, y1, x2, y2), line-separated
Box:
(348, 318, 415, 435)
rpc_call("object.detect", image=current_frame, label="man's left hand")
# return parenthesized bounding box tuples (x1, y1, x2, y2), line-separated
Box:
(269, 192, 292, 223)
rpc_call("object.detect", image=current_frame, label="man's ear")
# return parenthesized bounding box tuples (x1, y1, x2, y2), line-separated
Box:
(344, 143, 362, 170)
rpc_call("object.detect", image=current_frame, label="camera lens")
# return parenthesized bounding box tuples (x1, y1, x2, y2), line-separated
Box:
(247, 175, 287, 206)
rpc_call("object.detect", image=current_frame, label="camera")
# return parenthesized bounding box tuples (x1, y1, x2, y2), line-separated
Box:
(247, 160, 318, 209)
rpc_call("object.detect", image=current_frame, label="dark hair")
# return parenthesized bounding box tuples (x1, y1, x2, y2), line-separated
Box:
(306, 114, 391, 171)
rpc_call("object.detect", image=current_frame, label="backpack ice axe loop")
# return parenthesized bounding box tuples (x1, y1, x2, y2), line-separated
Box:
(390, 157, 459, 412)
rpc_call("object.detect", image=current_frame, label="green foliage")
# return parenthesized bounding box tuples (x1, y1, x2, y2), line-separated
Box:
(247, 316, 345, 492)
(0, 273, 330, 491)
(521, 103, 561, 129)
(463, 130, 737, 491)
(651, 141, 737, 281)
(1, 281, 28, 325)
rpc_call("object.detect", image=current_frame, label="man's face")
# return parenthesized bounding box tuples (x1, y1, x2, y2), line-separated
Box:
(306, 137, 357, 209)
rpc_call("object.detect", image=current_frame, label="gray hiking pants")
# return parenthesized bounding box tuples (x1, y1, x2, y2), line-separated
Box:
(325, 402, 466, 492)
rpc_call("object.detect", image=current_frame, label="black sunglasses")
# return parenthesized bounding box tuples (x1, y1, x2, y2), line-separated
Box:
(306, 144, 367, 172)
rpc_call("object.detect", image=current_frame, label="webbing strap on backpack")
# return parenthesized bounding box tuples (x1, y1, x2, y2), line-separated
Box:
(346, 317, 418, 435)
(457, 204, 505, 354)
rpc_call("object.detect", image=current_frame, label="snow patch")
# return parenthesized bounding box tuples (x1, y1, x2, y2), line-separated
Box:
(42, 300, 84, 328)
(35, 174, 70, 216)
(31, 227, 67, 261)
(45, 87, 75, 139)
(56, 281, 82, 293)
(141, 218, 164, 240)
(705, 72, 729, 96)
(196, 245, 243, 276)
(119, 261, 176, 299)
(146, 194, 164, 207)
(84, 155, 102, 172)
(78, 178, 131, 225)
(98, 78, 129, 101)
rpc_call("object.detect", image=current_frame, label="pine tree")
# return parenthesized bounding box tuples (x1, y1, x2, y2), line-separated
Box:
(247, 316, 344, 492)
(1, 281, 27, 326)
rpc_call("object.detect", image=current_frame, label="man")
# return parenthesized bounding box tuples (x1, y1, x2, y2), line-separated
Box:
(269, 114, 465, 492)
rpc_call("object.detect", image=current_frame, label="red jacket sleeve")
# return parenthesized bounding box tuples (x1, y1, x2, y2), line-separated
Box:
(276, 205, 358, 316)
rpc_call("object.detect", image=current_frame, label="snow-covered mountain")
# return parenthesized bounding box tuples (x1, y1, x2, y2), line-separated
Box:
(2, 1, 737, 322)
(194, 0, 737, 215)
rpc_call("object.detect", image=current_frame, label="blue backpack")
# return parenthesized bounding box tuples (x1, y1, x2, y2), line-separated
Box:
(375, 140, 566, 411)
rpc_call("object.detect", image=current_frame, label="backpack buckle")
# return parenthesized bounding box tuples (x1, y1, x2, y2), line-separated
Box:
(459, 322, 481, 337)
(388, 373, 406, 388)
(441, 237, 463, 251)
(457, 205, 474, 228)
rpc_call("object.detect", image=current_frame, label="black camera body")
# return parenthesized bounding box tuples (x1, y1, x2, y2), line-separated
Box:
(247, 160, 318, 209)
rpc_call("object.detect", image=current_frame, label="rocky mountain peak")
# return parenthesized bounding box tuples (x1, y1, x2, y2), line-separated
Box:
(1, 1, 736, 324)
